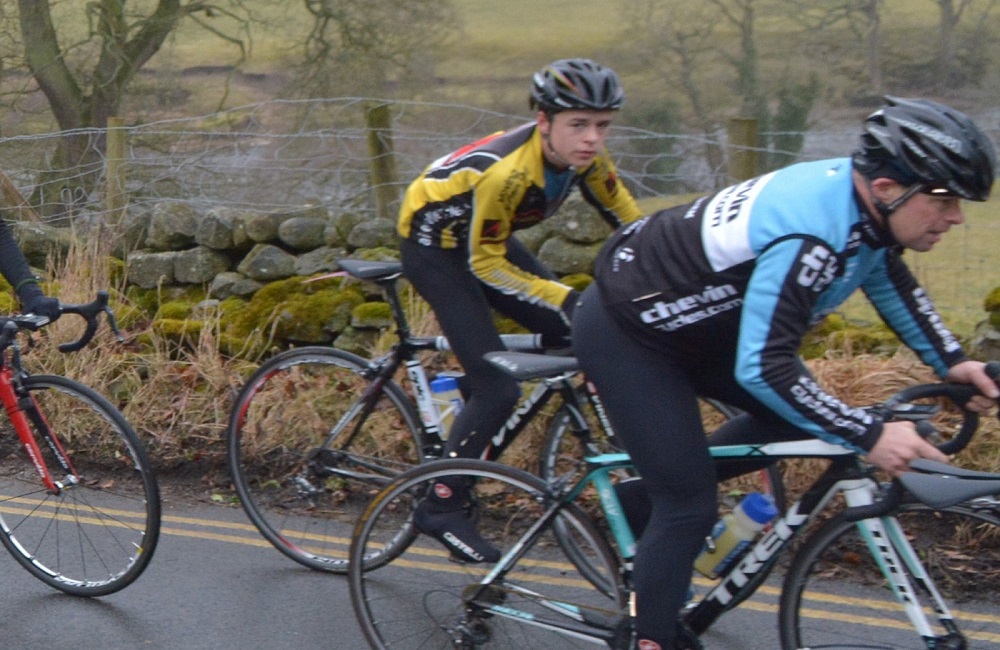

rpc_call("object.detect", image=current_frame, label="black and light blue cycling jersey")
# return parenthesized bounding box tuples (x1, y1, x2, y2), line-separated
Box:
(593, 157, 967, 451)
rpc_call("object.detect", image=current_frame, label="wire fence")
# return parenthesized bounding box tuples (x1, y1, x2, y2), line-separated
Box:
(0, 97, 996, 333)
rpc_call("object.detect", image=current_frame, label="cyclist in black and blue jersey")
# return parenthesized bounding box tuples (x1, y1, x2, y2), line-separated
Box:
(571, 97, 1000, 650)
(398, 58, 642, 563)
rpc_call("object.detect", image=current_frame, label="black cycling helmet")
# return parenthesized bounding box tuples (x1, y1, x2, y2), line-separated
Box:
(853, 96, 996, 201)
(529, 58, 625, 113)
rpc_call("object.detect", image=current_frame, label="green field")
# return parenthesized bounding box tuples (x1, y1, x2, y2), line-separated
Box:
(115, 2, 1000, 336)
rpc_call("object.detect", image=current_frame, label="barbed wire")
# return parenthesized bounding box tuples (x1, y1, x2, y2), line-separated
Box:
(0, 97, 996, 330)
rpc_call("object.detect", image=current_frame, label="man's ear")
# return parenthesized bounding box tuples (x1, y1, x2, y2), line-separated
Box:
(869, 177, 903, 203)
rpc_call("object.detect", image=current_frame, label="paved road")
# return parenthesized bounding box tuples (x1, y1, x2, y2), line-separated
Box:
(0, 493, 996, 649)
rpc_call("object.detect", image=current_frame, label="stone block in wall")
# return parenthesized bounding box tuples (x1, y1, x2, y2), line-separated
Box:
(537, 236, 603, 276)
(324, 222, 346, 248)
(330, 212, 364, 245)
(347, 218, 398, 249)
(295, 246, 347, 276)
(513, 227, 548, 255)
(146, 202, 199, 251)
(197, 207, 240, 250)
(546, 204, 614, 245)
(208, 272, 264, 299)
(279, 216, 329, 251)
(120, 208, 151, 255)
(10, 222, 73, 268)
(237, 244, 297, 281)
(970, 320, 1000, 361)
(244, 212, 287, 243)
(127, 251, 177, 288)
(174, 246, 232, 284)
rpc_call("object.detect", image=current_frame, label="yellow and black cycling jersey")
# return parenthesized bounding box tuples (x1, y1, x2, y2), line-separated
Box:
(398, 121, 641, 311)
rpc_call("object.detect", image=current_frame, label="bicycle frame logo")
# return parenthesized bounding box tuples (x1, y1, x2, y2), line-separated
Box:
(705, 504, 808, 606)
(489, 381, 552, 451)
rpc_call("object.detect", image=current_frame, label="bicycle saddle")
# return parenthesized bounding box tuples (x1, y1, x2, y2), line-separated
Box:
(900, 458, 1000, 509)
(337, 259, 403, 281)
(484, 351, 580, 381)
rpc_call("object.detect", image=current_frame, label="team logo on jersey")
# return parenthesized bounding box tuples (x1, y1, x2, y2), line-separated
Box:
(708, 176, 763, 227)
(639, 285, 742, 331)
(605, 171, 617, 195)
(911, 288, 962, 353)
(795, 245, 839, 292)
(481, 220, 503, 241)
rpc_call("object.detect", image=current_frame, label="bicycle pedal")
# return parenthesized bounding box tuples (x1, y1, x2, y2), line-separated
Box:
(292, 476, 323, 497)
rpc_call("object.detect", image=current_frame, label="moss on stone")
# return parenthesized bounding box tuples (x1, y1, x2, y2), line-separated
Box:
(156, 301, 194, 320)
(984, 286, 1000, 313)
(0, 292, 16, 314)
(351, 247, 401, 262)
(351, 301, 392, 329)
(799, 316, 900, 360)
(108, 257, 127, 285)
(112, 304, 147, 330)
(152, 318, 204, 341)
(221, 275, 365, 348)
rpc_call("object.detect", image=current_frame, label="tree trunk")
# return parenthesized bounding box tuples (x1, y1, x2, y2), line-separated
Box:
(17, 0, 185, 218)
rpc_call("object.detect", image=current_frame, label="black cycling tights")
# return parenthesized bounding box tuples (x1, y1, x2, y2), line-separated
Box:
(572, 285, 807, 647)
(400, 238, 570, 460)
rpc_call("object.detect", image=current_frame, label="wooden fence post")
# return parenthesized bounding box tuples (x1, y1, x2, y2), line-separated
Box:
(0, 169, 42, 223)
(365, 103, 400, 221)
(106, 117, 127, 224)
(727, 117, 759, 182)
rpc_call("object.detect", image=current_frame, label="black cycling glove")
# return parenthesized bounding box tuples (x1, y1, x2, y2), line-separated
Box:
(17, 282, 61, 322)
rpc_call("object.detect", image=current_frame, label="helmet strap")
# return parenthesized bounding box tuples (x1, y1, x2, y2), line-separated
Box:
(869, 180, 924, 245)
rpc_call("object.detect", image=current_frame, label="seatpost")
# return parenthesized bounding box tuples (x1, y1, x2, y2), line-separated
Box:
(378, 277, 412, 343)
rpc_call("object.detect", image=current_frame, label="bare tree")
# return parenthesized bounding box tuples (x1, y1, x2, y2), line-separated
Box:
(623, 1, 730, 188)
(707, 0, 767, 121)
(933, 0, 998, 86)
(5, 0, 257, 215)
(790, 0, 886, 95)
(297, 0, 459, 98)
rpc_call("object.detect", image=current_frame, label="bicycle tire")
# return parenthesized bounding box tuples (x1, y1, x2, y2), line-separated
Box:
(779, 502, 1000, 649)
(0, 375, 161, 596)
(349, 458, 627, 650)
(228, 346, 424, 573)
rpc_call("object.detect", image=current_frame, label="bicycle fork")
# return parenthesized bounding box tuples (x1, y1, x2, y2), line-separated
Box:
(0, 368, 76, 494)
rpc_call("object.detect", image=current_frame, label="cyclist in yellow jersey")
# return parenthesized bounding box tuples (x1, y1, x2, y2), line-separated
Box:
(399, 58, 641, 563)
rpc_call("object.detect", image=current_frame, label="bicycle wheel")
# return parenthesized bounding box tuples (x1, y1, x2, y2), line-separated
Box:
(779, 503, 1000, 649)
(0, 375, 160, 596)
(539, 380, 624, 485)
(228, 346, 425, 573)
(350, 459, 627, 650)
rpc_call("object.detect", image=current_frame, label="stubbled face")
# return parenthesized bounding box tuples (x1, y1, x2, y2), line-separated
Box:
(537, 109, 615, 169)
(888, 191, 965, 252)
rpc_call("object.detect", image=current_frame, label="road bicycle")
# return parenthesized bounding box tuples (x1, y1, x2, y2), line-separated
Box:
(348, 354, 1000, 649)
(227, 259, 627, 573)
(228, 259, 780, 574)
(0, 291, 161, 596)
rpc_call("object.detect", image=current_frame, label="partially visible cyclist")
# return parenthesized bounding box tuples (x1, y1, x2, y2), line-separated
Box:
(398, 58, 641, 563)
(0, 219, 60, 322)
(571, 97, 1000, 649)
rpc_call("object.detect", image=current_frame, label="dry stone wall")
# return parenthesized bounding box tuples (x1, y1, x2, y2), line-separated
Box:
(122, 192, 612, 297)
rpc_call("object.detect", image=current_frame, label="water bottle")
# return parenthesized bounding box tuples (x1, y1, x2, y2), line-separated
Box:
(693, 492, 777, 579)
(429, 375, 463, 439)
